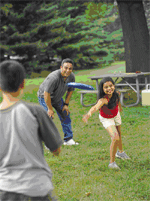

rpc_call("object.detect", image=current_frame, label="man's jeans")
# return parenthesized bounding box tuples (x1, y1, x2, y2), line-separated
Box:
(38, 97, 73, 141)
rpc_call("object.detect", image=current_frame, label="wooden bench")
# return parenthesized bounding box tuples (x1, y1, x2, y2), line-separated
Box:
(78, 89, 130, 107)
(116, 83, 146, 91)
(116, 83, 145, 86)
(77, 90, 98, 107)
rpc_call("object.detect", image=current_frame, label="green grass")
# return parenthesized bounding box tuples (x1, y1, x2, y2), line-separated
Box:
(49, 97, 150, 201)
(0, 62, 150, 200)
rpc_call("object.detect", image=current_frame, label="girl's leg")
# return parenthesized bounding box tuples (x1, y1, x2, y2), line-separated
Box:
(106, 125, 120, 163)
(116, 125, 130, 159)
(116, 125, 123, 153)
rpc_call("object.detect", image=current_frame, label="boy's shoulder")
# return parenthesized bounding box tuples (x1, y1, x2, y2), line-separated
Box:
(21, 101, 46, 116)
(0, 101, 41, 113)
(22, 101, 42, 109)
(10, 101, 47, 120)
(19, 101, 52, 126)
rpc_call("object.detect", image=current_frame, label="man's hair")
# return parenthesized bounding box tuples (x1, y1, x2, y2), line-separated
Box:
(61, 58, 74, 67)
(0, 60, 25, 92)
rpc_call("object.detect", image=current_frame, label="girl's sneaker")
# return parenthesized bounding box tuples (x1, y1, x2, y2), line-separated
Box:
(108, 162, 120, 170)
(115, 151, 130, 160)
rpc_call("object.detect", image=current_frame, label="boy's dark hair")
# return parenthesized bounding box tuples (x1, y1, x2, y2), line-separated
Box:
(61, 58, 74, 67)
(98, 76, 119, 109)
(0, 60, 25, 92)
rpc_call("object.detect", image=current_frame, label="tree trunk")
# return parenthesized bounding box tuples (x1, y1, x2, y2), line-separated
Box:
(117, 0, 150, 82)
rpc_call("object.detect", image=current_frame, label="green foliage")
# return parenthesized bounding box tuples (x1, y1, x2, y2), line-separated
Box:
(0, 1, 126, 71)
(1, 4, 13, 16)
(85, 2, 113, 20)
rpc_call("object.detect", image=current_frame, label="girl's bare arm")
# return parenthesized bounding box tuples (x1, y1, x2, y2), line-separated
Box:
(83, 98, 108, 123)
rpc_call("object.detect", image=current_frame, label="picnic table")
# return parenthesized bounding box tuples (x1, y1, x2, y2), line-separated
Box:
(78, 72, 150, 107)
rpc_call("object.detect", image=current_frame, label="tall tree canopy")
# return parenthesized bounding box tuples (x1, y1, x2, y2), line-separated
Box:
(0, 0, 150, 74)
(1, 0, 124, 71)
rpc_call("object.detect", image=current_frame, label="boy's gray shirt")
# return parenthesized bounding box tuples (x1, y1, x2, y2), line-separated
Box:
(37, 69, 75, 103)
(0, 101, 63, 196)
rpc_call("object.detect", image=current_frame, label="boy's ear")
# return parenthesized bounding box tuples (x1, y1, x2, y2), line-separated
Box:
(19, 80, 25, 89)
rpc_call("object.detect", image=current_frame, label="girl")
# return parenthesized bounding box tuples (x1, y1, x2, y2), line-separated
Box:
(83, 77, 130, 170)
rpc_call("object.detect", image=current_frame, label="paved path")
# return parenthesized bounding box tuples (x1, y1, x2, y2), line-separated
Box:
(89, 63, 126, 76)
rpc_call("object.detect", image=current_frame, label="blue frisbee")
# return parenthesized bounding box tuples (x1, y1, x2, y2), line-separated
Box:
(67, 82, 95, 90)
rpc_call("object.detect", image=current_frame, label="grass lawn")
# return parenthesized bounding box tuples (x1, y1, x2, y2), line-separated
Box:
(0, 62, 149, 200)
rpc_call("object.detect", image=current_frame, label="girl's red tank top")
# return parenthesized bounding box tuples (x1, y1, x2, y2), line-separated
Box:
(99, 96, 118, 118)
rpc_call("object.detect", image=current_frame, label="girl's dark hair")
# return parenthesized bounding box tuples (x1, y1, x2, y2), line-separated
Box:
(61, 58, 74, 67)
(98, 77, 119, 109)
(0, 60, 25, 92)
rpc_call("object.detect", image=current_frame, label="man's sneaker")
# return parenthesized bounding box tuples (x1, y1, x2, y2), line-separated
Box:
(63, 139, 79, 145)
(115, 151, 130, 160)
(108, 162, 120, 170)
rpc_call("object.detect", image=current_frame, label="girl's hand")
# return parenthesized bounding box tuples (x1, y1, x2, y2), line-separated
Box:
(82, 114, 90, 123)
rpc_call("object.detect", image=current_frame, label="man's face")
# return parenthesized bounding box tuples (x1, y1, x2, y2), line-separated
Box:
(60, 62, 73, 78)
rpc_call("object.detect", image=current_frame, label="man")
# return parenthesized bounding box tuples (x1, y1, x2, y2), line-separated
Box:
(38, 58, 79, 145)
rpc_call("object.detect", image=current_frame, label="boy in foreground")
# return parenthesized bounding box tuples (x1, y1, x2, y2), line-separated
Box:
(0, 60, 62, 201)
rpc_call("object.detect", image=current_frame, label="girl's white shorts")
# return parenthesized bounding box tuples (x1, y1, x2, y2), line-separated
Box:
(99, 112, 121, 129)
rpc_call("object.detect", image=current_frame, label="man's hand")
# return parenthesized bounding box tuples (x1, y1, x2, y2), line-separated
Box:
(62, 105, 70, 115)
(47, 109, 54, 119)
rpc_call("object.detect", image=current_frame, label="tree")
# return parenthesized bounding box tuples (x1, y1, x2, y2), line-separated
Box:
(0, 1, 124, 72)
(117, 0, 150, 76)
(1, 0, 150, 73)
